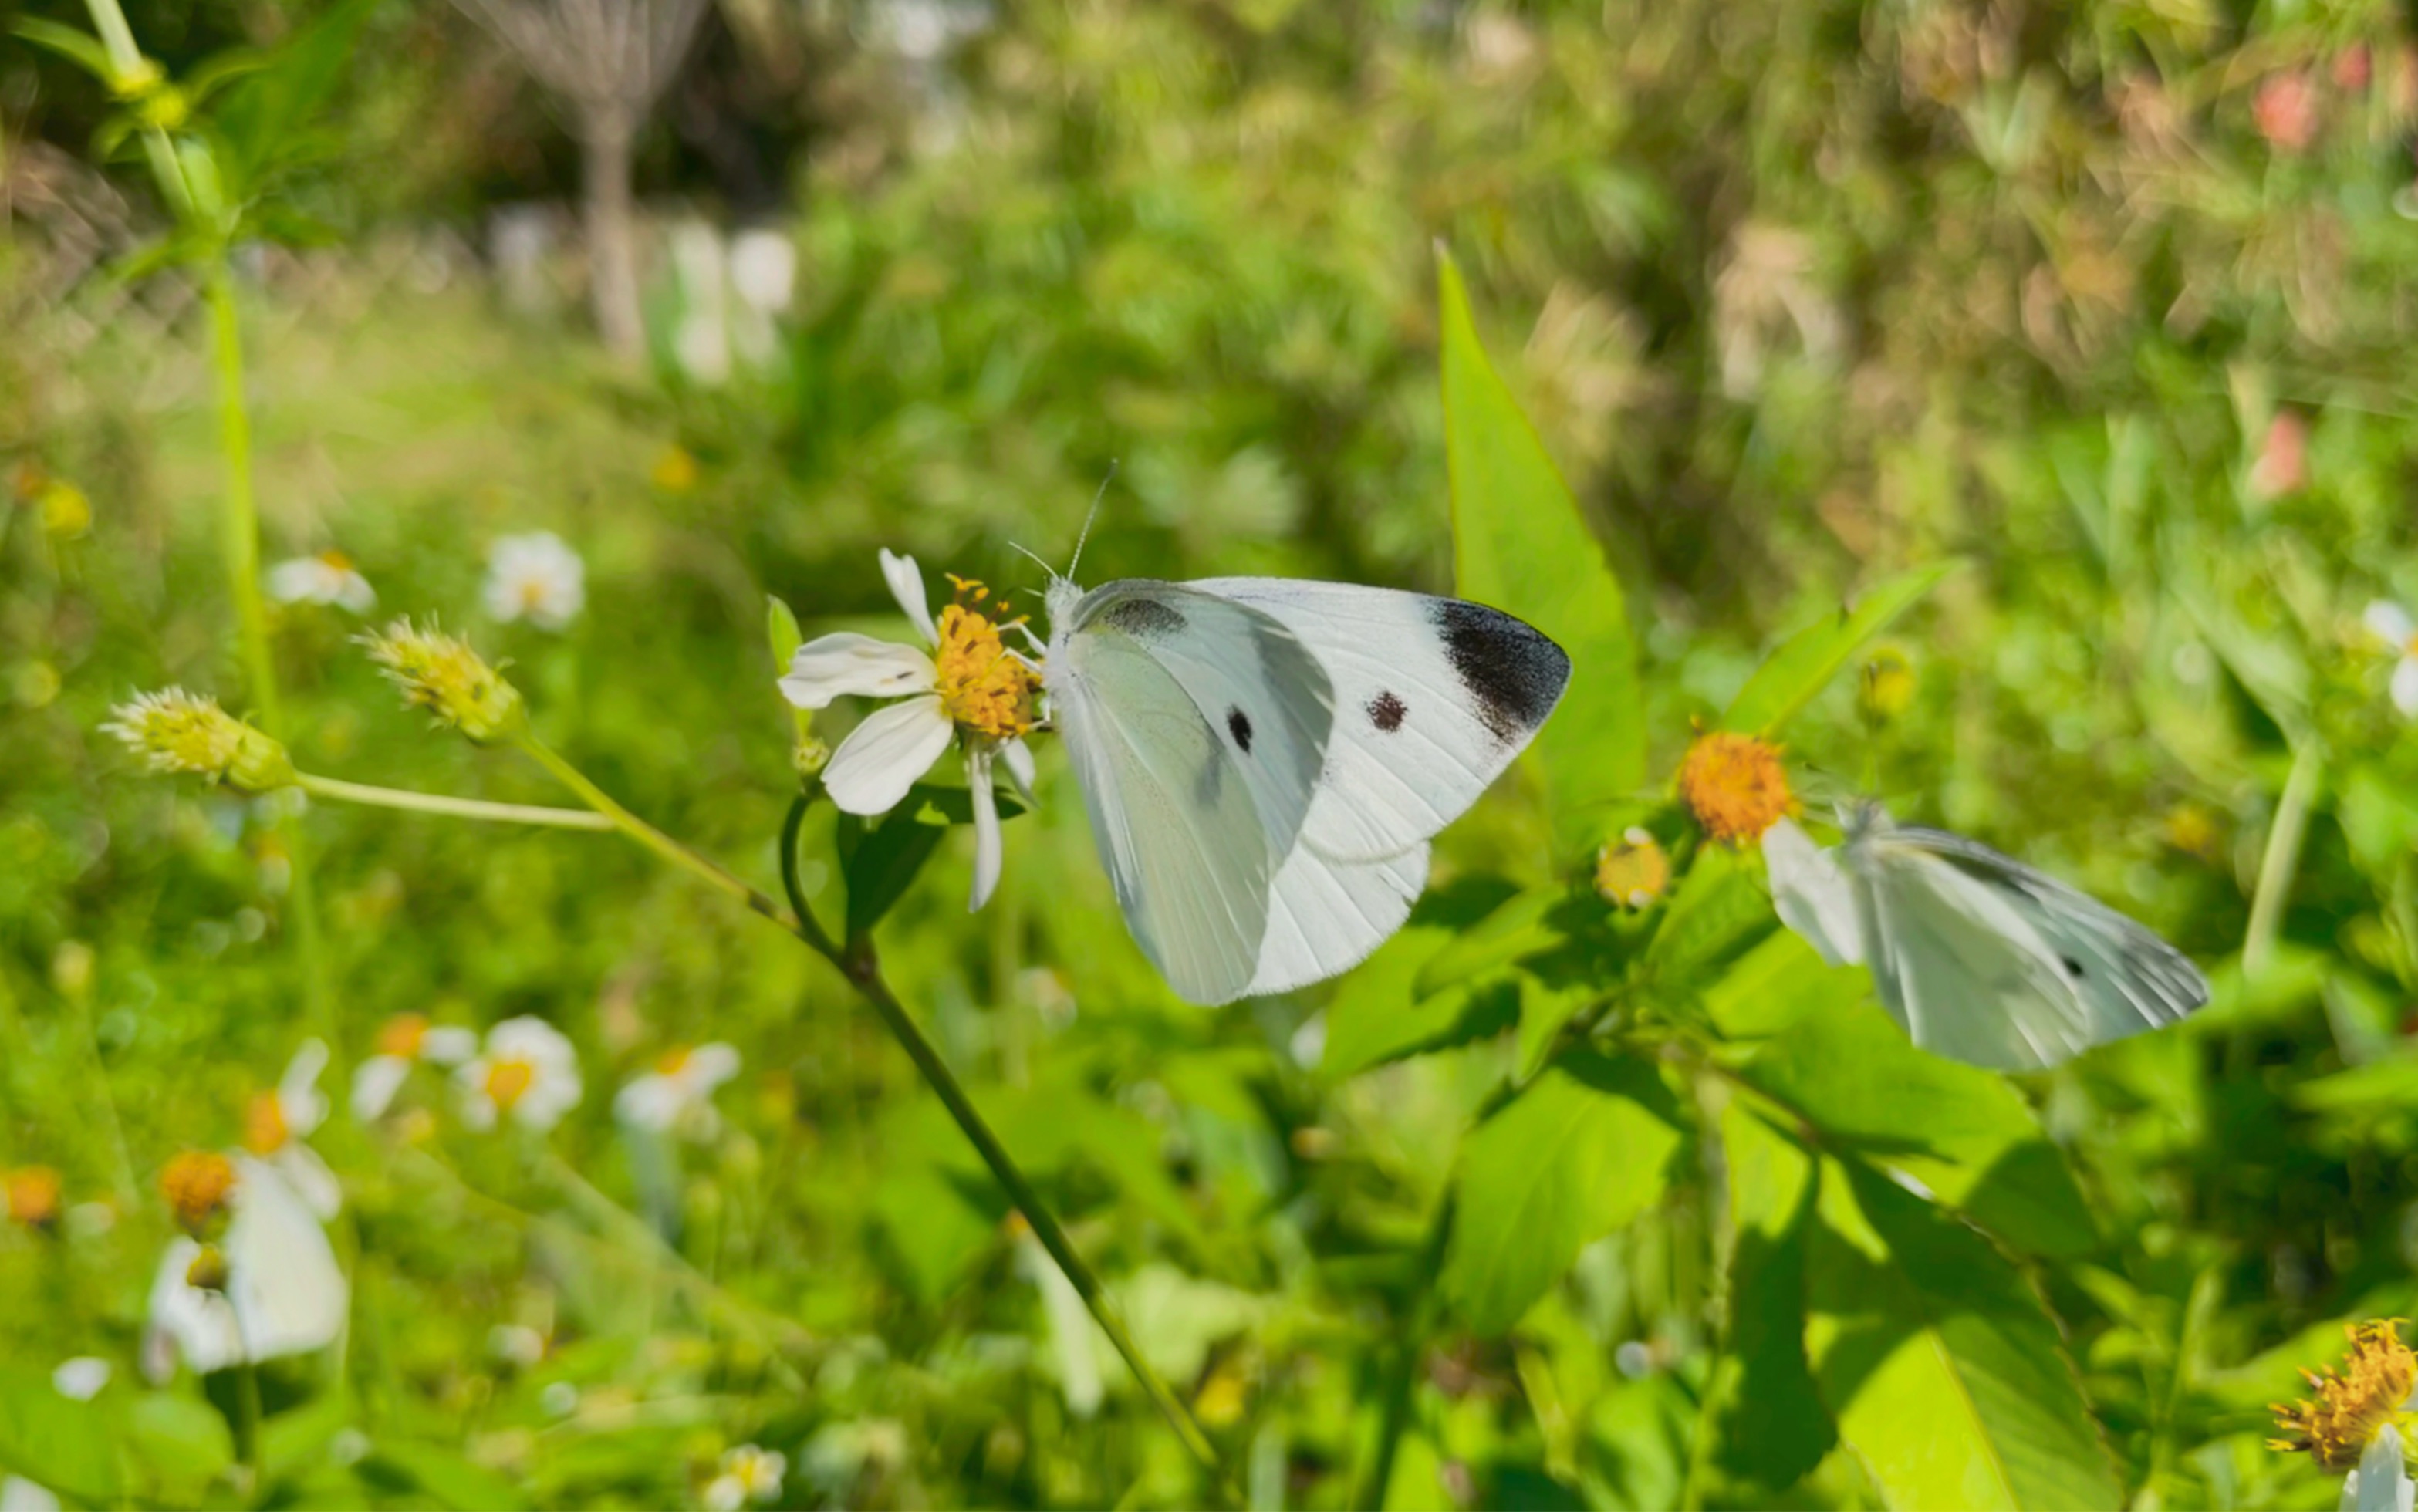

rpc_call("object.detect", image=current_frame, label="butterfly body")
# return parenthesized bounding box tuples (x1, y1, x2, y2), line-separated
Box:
(1768, 803, 2210, 1068)
(1042, 574, 1570, 1004)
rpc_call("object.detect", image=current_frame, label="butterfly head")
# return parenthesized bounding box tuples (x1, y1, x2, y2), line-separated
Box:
(1834, 798, 1896, 849)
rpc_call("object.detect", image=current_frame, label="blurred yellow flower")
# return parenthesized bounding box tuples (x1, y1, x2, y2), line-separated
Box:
(1680, 732, 1795, 844)
(651, 444, 700, 493)
(1594, 827, 1670, 910)
(363, 619, 525, 741)
(102, 689, 296, 792)
(4, 1166, 62, 1229)
(159, 1150, 237, 1238)
(35, 478, 90, 538)
(703, 1445, 785, 1510)
(1859, 646, 1917, 724)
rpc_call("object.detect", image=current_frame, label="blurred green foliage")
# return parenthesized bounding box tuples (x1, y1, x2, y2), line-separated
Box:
(12, 0, 2418, 1507)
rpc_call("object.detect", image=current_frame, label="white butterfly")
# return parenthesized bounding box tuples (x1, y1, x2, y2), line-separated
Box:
(1762, 805, 2210, 1069)
(1042, 573, 1572, 1005)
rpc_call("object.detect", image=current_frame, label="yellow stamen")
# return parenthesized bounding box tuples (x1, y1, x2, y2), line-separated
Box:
(2270, 1320, 2418, 1472)
(1679, 731, 1796, 844)
(377, 1013, 431, 1059)
(5, 1166, 62, 1227)
(160, 1150, 237, 1235)
(486, 1058, 536, 1110)
(317, 548, 354, 572)
(1594, 828, 1671, 910)
(241, 1091, 290, 1155)
(934, 578, 1038, 742)
(654, 1047, 694, 1076)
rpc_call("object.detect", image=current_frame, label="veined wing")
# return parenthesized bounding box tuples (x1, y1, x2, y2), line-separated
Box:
(1246, 841, 1430, 997)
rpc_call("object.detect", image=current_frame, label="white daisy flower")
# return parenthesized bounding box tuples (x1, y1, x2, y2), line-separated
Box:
(0, 1478, 60, 1512)
(455, 1017, 583, 1132)
(778, 549, 1038, 911)
(702, 1444, 787, 1511)
(353, 1013, 480, 1122)
(613, 1042, 740, 1140)
(483, 532, 586, 631)
(142, 1156, 348, 1383)
(265, 549, 377, 613)
(2365, 601, 2418, 717)
(240, 1040, 342, 1218)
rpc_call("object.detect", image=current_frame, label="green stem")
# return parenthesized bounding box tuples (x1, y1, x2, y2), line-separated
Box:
(234, 1355, 265, 1495)
(295, 773, 616, 829)
(204, 267, 279, 734)
(2244, 741, 2322, 977)
(1356, 1193, 1455, 1511)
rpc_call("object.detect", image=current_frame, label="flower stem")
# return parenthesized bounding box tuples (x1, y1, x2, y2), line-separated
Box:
(235, 1355, 265, 1494)
(2244, 741, 2322, 977)
(295, 773, 616, 830)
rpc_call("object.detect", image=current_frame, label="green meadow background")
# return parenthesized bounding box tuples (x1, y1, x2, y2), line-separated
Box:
(7, 0, 2418, 1507)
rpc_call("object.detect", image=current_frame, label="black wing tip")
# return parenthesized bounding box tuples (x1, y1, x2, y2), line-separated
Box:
(1431, 599, 1574, 742)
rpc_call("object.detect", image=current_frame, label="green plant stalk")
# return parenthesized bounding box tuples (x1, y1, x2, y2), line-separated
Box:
(2244, 742, 2322, 976)
(1354, 1191, 1455, 1511)
(295, 772, 616, 829)
(235, 1353, 265, 1493)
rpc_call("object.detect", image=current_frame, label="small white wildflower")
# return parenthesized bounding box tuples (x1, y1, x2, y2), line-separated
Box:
(265, 550, 376, 614)
(2365, 602, 2418, 718)
(613, 1043, 740, 1140)
(353, 1013, 479, 1121)
(142, 1159, 347, 1383)
(778, 550, 1037, 910)
(455, 1017, 583, 1132)
(49, 1357, 110, 1402)
(240, 1040, 342, 1218)
(488, 1323, 546, 1368)
(483, 532, 586, 631)
(702, 1444, 786, 1510)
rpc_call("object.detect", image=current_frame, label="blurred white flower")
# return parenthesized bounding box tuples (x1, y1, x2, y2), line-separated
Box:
(728, 231, 796, 317)
(265, 550, 377, 614)
(142, 1158, 349, 1382)
(0, 1478, 59, 1512)
(778, 550, 1037, 911)
(2366, 602, 2418, 717)
(802, 1419, 906, 1496)
(488, 1323, 546, 1368)
(241, 1040, 342, 1218)
(539, 1380, 580, 1417)
(613, 1042, 740, 1139)
(702, 1444, 786, 1510)
(49, 1357, 109, 1402)
(482, 532, 586, 631)
(456, 1017, 583, 1132)
(1016, 1230, 1102, 1418)
(353, 1013, 480, 1121)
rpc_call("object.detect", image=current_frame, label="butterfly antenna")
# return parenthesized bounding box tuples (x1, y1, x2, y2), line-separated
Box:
(1065, 460, 1117, 580)
(1007, 542, 1055, 580)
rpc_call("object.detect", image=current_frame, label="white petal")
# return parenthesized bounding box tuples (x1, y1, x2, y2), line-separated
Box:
(780, 635, 936, 710)
(2369, 601, 2416, 647)
(336, 573, 377, 614)
(688, 1043, 741, 1087)
(2394, 657, 2418, 718)
(822, 697, 953, 815)
(880, 549, 937, 645)
(999, 737, 1037, 805)
(420, 1027, 478, 1065)
(3, 1477, 64, 1512)
(145, 1239, 244, 1379)
(279, 1039, 330, 1136)
(2349, 1426, 2416, 1512)
(50, 1357, 110, 1402)
(274, 1146, 345, 1220)
(613, 1075, 681, 1132)
(350, 1057, 410, 1122)
(968, 748, 1003, 913)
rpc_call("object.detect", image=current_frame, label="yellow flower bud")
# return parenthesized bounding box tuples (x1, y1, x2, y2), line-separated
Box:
(1594, 827, 1671, 910)
(101, 690, 296, 793)
(362, 619, 525, 742)
(1859, 646, 1917, 724)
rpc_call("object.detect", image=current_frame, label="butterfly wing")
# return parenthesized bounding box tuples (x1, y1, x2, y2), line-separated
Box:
(1187, 579, 1571, 860)
(1849, 828, 2209, 1070)
(1048, 580, 1335, 1004)
(1247, 841, 1430, 997)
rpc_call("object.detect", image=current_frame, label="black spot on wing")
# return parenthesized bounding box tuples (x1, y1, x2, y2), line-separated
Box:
(1432, 600, 1573, 743)
(1227, 706, 1254, 752)
(1368, 690, 1407, 732)
(2060, 955, 2085, 979)
(1099, 597, 1186, 637)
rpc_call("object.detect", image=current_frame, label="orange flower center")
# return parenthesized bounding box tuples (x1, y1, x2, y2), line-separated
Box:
(5, 1166, 61, 1227)
(241, 1091, 290, 1155)
(317, 548, 354, 572)
(1679, 731, 1795, 843)
(486, 1058, 537, 1109)
(2271, 1320, 2418, 1472)
(377, 1013, 431, 1059)
(654, 1046, 693, 1076)
(934, 578, 1038, 741)
(160, 1150, 237, 1234)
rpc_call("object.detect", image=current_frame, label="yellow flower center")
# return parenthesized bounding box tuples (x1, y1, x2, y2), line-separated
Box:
(1594, 828, 1671, 910)
(241, 1091, 290, 1155)
(2271, 1319, 2418, 1473)
(487, 1058, 537, 1110)
(160, 1150, 237, 1234)
(934, 578, 1038, 741)
(1679, 731, 1796, 843)
(5, 1166, 62, 1227)
(317, 548, 354, 572)
(654, 1046, 694, 1076)
(377, 1013, 431, 1059)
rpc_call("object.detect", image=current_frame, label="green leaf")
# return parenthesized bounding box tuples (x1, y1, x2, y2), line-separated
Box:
(9, 18, 118, 83)
(1699, 930, 1866, 1043)
(1439, 250, 1642, 849)
(837, 778, 1027, 937)
(1736, 1004, 2097, 1258)
(2340, 764, 2418, 876)
(1805, 1158, 2121, 1511)
(1413, 883, 1563, 1000)
(1640, 842, 1777, 987)
(366, 1442, 533, 1511)
(209, 0, 377, 194)
(1709, 1102, 1834, 1490)
(766, 595, 804, 668)
(0, 1367, 119, 1503)
(1440, 1050, 1681, 1334)
(1721, 561, 1959, 737)
(127, 1391, 235, 1492)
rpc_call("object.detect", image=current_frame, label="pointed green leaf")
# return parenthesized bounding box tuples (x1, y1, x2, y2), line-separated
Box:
(1441, 1050, 1680, 1333)
(1710, 1102, 1834, 1489)
(8, 19, 118, 83)
(1805, 1158, 2120, 1511)
(1721, 561, 1959, 738)
(1440, 250, 1642, 850)
(838, 778, 1027, 937)
(1736, 1003, 2097, 1258)
(1319, 879, 1525, 1078)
